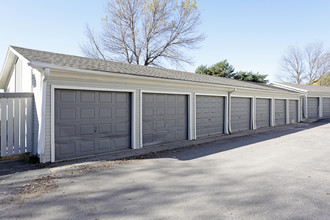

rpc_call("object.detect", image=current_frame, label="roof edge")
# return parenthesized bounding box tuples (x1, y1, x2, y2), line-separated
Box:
(0, 47, 18, 89)
(29, 61, 301, 96)
(269, 82, 308, 94)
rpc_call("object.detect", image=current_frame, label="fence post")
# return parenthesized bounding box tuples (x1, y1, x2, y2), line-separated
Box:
(14, 98, 20, 155)
(1, 99, 7, 156)
(27, 97, 33, 152)
(7, 98, 13, 155)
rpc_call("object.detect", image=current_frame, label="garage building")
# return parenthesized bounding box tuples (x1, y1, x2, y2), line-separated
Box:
(270, 82, 330, 120)
(0, 46, 303, 162)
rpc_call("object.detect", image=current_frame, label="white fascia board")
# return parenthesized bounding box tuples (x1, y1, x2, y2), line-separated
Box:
(0, 46, 32, 89)
(269, 82, 308, 93)
(0, 48, 17, 88)
(29, 61, 302, 96)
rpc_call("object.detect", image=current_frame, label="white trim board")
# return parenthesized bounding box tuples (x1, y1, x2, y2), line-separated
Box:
(50, 84, 137, 162)
(195, 93, 228, 97)
(29, 62, 303, 96)
(231, 94, 254, 98)
(255, 96, 273, 99)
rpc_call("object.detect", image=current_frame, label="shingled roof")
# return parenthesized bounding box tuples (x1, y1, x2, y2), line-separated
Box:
(279, 82, 330, 93)
(11, 46, 296, 93)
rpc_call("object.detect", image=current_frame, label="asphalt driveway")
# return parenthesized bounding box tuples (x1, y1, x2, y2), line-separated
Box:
(1, 119, 330, 219)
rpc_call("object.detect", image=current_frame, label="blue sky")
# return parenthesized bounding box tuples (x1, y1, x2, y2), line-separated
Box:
(1, 0, 330, 81)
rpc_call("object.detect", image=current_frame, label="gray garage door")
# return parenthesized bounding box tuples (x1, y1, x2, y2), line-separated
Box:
(256, 98, 270, 128)
(55, 89, 131, 161)
(323, 98, 330, 118)
(308, 97, 319, 118)
(231, 97, 251, 132)
(196, 95, 224, 138)
(275, 99, 286, 125)
(143, 93, 188, 146)
(289, 100, 298, 123)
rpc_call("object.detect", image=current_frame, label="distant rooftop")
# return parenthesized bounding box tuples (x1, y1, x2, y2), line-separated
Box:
(277, 82, 330, 93)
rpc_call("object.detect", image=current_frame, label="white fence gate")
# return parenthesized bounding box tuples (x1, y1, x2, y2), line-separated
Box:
(0, 93, 33, 157)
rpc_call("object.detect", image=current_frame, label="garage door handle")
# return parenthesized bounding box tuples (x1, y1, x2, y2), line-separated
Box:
(94, 126, 98, 132)
(165, 124, 168, 127)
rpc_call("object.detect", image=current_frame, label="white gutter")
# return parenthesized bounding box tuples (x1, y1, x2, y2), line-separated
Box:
(38, 67, 50, 157)
(28, 61, 301, 96)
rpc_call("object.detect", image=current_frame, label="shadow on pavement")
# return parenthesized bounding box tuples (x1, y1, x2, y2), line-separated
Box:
(1, 118, 329, 177)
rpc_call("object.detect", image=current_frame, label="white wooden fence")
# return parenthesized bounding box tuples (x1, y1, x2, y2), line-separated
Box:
(0, 93, 33, 157)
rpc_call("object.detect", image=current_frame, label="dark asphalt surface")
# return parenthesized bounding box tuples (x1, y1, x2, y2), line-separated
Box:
(1, 119, 330, 219)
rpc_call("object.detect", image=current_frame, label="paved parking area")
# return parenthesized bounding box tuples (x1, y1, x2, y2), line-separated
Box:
(1, 119, 330, 219)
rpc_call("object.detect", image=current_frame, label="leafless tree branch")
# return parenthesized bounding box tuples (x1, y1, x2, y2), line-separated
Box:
(279, 46, 306, 84)
(81, 0, 205, 68)
(305, 42, 330, 85)
(279, 42, 330, 85)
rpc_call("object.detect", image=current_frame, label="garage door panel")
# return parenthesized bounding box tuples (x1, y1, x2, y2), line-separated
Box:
(56, 142, 76, 156)
(167, 107, 175, 115)
(81, 91, 95, 103)
(59, 126, 75, 137)
(115, 108, 128, 117)
(59, 90, 76, 102)
(323, 98, 330, 118)
(275, 99, 286, 125)
(59, 108, 76, 121)
(80, 124, 95, 135)
(98, 124, 112, 133)
(231, 97, 251, 132)
(114, 137, 129, 148)
(80, 140, 95, 153)
(99, 108, 111, 118)
(196, 95, 224, 138)
(99, 92, 111, 103)
(98, 138, 112, 151)
(114, 122, 127, 133)
(115, 93, 128, 103)
(143, 94, 188, 146)
(256, 99, 270, 128)
(144, 107, 154, 116)
(308, 97, 319, 118)
(80, 108, 95, 119)
(156, 120, 165, 128)
(289, 100, 298, 123)
(55, 89, 131, 161)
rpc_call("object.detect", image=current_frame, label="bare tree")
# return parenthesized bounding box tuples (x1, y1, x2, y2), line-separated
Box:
(279, 46, 306, 84)
(81, 0, 205, 67)
(305, 42, 330, 85)
(279, 42, 330, 85)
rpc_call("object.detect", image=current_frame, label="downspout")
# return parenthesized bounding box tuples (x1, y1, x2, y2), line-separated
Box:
(299, 94, 305, 122)
(38, 68, 50, 158)
(227, 88, 236, 134)
(304, 92, 309, 119)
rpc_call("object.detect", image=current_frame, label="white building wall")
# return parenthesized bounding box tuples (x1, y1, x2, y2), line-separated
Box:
(6, 68, 15, 92)
(4, 58, 40, 156)
(5, 58, 32, 93)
